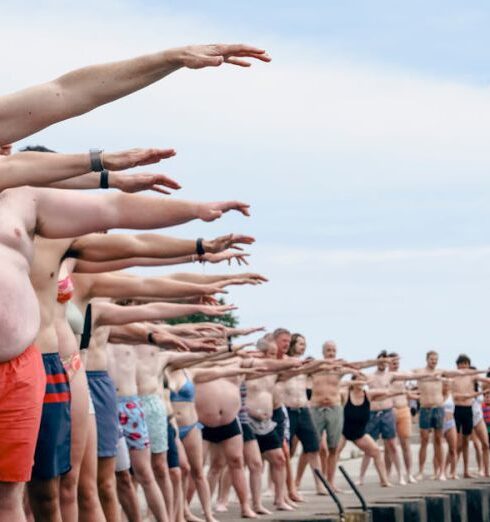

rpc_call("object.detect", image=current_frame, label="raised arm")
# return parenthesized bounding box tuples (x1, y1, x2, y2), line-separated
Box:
(0, 147, 174, 191)
(71, 232, 255, 263)
(166, 272, 267, 285)
(193, 366, 256, 384)
(0, 43, 270, 144)
(94, 301, 235, 328)
(32, 186, 250, 238)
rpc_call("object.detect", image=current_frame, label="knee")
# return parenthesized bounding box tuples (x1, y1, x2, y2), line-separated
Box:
(133, 468, 155, 487)
(248, 459, 263, 474)
(169, 467, 182, 483)
(208, 460, 224, 476)
(272, 453, 286, 468)
(227, 455, 244, 470)
(152, 461, 168, 481)
(116, 471, 133, 491)
(59, 475, 77, 504)
(319, 445, 328, 458)
(98, 475, 116, 500)
(328, 447, 337, 457)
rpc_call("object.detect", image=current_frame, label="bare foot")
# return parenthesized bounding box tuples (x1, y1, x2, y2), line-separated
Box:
(289, 491, 304, 502)
(205, 517, 219, 522)
(316, 488, 329, 496)
(449, 474, 459, 480)
(407, 475, 417, 484)
(437, 473, 447, 481)
(254, 505, 272, 515)
(463, 472, 477, 479)
(414, 472, 424, 481)
(276, 502, 294, 511)
(399, 477, 407, 486)
(215, 503, 228, 513)
(241, 506, 257, 519)
(185, 511, 204, 522)
(381, 481, 393, 488)
(356, 479, 364, 486)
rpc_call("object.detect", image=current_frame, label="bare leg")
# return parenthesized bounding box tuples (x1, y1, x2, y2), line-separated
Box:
(327, 446, 339, 489)
(417, 429, 430, 479)
(27, 478, 62, 522)
(244, 440, 270, 515)
(95, 457, 119, 522)
(182, 428, 217, 522)
(60, 369, 90, 522)
(1, 483, 28, 522)
(444, 428, 458, 479)
(385, 438, 405, 484)
(221, 434, 256, 518)
(355, 435, 390, 487)
(319, 433, 328, 478)
(263, 449, 291, 511)
(129, 448, 168, 522)
(460, 433, 471, 477)
(116, 470, 143, 522)
(215, 468, 231, 512)
(78, 415, 107, 522)
(169, 467, 185, 522)
(151, 452, 174, 521)
(399, 436, 414, 482)
(433, 429, 445, 480)
(474, 421, 490, 476)
(295, 452, 308, 489)
(358, 453, 371, 486)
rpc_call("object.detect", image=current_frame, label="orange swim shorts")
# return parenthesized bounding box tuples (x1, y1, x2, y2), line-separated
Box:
(394, 405, 412, 439)
(0, 345, 46, 482)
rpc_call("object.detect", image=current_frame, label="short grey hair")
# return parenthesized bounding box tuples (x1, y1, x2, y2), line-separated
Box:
(256, 335, 274, 353)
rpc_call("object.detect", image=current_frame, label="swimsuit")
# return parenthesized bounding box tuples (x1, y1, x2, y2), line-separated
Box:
(140, 394, 168, 453)
(443, 395, 456, 433)
(311, 405, 344, 448)
(286, 407, 320, 452)
(342, 391, 370, 442)
(472, 397, 484, 427)
(0, 345, 45, 482)
(169, 370, 195, 403)
(87, 371, 120, 457)
(419, 406, 444, 431)
(57, 276, 74, 304)
(118, 395, 150, 450)
(32, 352, 72, 480)
(202, 418, 242, 444)
(365, 408, 396, 441)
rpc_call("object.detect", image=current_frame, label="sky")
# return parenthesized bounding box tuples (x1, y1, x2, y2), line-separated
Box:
(2, 1, 490, 369)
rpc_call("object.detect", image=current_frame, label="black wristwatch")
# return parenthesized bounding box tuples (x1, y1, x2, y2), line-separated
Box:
(100, 169, 109, 189)
(89, 148, 105, 171)
(196, 237, 206, 257)
(147, 332, 156, 345)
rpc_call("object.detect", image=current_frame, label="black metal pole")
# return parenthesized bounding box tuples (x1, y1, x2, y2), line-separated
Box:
(313, 468, 345, 522)
(338, 465, 368, 512)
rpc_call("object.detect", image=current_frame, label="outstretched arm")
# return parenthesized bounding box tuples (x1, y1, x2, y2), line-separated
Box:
(0, 147, 174, 191)
(72, 232, 254, 263)
(166, 272, 267, 285)
(94, 301, 235, 328)
(0, 43, 270, 144)
(74, 272, 227, 300)
(32, 186, 250, 238)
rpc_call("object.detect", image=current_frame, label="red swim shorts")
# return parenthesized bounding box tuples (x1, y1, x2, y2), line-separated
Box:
(0, 345, 46, 482)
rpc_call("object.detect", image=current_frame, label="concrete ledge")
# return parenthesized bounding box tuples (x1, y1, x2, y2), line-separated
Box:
(442, 490, 468, 522)
(463, 486, 489, 522)
(370, 503, 403, 522)
(424, 494, 451, 522)
(376, 498, 427, 522)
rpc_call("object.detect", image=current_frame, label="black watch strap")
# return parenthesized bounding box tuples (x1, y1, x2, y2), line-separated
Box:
(147, 332, 156, 345)
(196, 237, 206, 256)
(89, 148, 105, 172)
(100, 169, 109, 189)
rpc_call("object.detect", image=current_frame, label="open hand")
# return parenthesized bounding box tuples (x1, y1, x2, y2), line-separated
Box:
(103, 148, 176, 170)
(198, 201, 250, 222)
(114, 172, 181, 194)
(180, 44, 271, 69)
(203, 251, 251, 266)
(206, 233, 255, 253)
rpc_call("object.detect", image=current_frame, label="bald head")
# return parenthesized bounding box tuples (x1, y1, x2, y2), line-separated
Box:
(322, 340, 337, 360)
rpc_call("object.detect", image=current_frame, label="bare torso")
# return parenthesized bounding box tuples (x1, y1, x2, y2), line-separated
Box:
(107, 343, 138, 396)
(195, 371, 242, 427)
(415, 368, 444, 408)
(311, 370, 342, 407)
(135, 344, 165, 396)
(0, 188, 40, 361)
(369, 370, 393, 410)
(390, 376, 409, 408)
(452, 374, 475, 406)
(283, 373, 308, 408)
(246, 374, 277, 420)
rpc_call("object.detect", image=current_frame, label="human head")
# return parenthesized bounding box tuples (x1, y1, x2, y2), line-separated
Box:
(287, 333, 306, 357)
(0, 143, 12, 156)
(426, 350, 439, 370)
(388, 351, 399, 371)
(377, 350, 388, 371)
(257, 334, 277, 358)
(273, 328, 291, 358)
(322, 340, 337, 360)
(350, 373, 365, 391)
(455, 354, 471, 369)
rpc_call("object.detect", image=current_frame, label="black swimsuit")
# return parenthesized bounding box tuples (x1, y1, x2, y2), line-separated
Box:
(342, 391, 370, 441)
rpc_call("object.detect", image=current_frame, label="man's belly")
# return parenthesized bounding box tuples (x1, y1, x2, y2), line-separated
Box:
(195, 380, 240, 426)
(311, 385, 341, 407)
(0, 270, 40, 362)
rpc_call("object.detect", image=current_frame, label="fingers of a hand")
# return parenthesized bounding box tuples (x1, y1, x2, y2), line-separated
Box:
(151, 186, 171, 195)
(224, 57, 251, 67)
(154, 175, 181, 189)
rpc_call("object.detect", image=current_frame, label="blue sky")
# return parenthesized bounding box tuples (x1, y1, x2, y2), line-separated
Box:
(3, 1, 490, 369)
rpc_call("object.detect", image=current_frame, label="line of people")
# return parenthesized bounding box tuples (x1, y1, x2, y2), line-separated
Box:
(0, 41, 272, 522)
